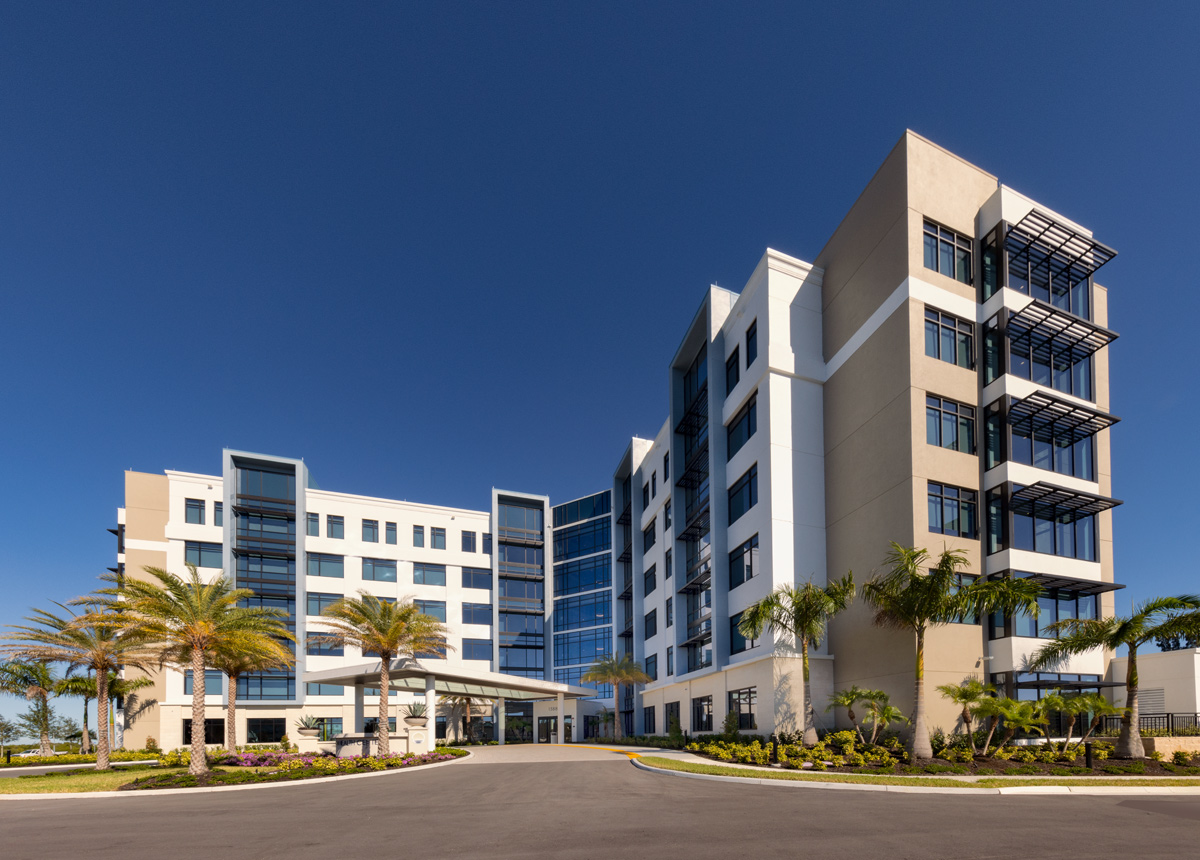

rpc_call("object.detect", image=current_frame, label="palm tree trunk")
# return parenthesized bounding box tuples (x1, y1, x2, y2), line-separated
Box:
(38, 694, 52, 756)
(1078, 714, 1101, 747)
(910, 628, 932, 760)
(848, 707, 864, 745)
(962, 709, 975, 755)
(982, 716, 999, 756)
(1062, 714, 1076, 753)
(95, 671, 110, 770)
(190, 650, 208, 776)
(226, 673, 239, 755)
(377, 658, 390, 757)
(81, 682, 92, 755)
(613, 684, 623, 743)
(1116, 647, 1144, 759)
(464, 700, 471, 742)
(801, 639, 818, 746)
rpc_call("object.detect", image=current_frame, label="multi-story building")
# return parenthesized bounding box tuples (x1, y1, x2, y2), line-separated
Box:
(112, 131, 1121, 747)
(114, 452, 613, 749)
(622, 130, 1120, 737)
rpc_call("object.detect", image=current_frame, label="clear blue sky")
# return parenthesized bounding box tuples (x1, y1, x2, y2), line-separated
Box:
(2, 3, 1197, 726)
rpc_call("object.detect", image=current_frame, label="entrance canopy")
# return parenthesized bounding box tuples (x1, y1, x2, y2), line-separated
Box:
(303, 657, 594, 701)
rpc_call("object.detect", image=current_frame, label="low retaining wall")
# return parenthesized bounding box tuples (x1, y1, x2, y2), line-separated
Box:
(1143, 737, 1200, 755)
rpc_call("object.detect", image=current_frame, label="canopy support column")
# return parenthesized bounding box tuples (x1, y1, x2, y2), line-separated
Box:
(557, 692, 565, 744)
(497, 698, 506, 745)
(353, 683, 365, 733)
(425, 674, 436, 738)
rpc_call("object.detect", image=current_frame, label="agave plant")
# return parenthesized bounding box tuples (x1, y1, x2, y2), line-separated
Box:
(295, 714, 321, 730)
(403, 702, 428, 719)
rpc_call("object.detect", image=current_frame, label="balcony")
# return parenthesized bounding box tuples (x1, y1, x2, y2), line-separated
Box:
(618, 574, 633, 600)
(683, 613, 712, 647)
(678, 553, 712, 593)
(1009, 481, 1121, 523)
(677, 498, 711, 542)
(1005, 299, 1118, 368)
(674, 382, 709, 437)
(619, 618, 633, 639)
(616, 500, 632, 526)
(1005, 209, 1117, 291)
(675, 436, 710, 491)
(1007, 390, 1119, 447)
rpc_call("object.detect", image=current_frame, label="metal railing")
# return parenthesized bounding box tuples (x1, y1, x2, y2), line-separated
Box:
(1099, 713, 1200, 736)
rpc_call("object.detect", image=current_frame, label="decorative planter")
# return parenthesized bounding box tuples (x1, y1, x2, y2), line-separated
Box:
(297, 727, 320, 738)
(404, 717, 428, 728)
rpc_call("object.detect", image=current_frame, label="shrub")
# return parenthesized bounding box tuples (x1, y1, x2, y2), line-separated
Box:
(721, 710, 741, 741)
(668, 716, 685, 748)
(1011, 748, 1036, 764)
(143, 736, 161, 753)
(825, 730, 856, 754)
(1173, 750, 1192, 766)
(1148, 749, 1164, 762)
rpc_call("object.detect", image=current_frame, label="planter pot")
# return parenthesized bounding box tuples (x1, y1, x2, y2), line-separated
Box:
(297, 728, 320, 738)
(404, 717, 428, 728)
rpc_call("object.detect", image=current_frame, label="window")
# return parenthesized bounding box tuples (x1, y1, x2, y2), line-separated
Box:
(463, 602, 493, 625)
(664, 452, 670, 480)
(726, 348, 740, 395)
(185, 498, 205, 525)
(926, 396, 976, 453)
(1007, 578, 1100, 639)
(431, 527, 446, 550)
(1010, 423, 1095, 481)
(664, 548, 672, 580)
(730, 611, 757, 654)
(553, 628, 613, 665)
(644, 609, 658, 639)
(362, 717, 397, 733)
(246, 718, 287, 744)
(498, 578, 544, 611)
(315, 716, 343, 740)
(362, 558, 397, 582)
(728, 687, 758, 730)
(463, 638, 493, 661)
(182, 718, 224, 745)
(306, 634, 343, 656)
(413, 525, 425, 547)
(928, 482, 978, 539)
(462, 531, 477, 553)
(327, 515, 344, 539)
(362, 519, 379, 542)
(666, 596, 673, 628)
(663, 501, 671, 530)
(643, 521, 656, 553)
(746, 320, 757, 366)
(948, 573, 981, 625)
(643, 705, 656, 733)
(924, 308, 974, 369)
(556, 667, 612, 699)
(307, 592, 341, 616)
(553, 554, 611, 595)
(645, 655, 657, 683)
(185, 541, 222, 569)
(1009, 337, 1093, 400)
(482, 533, 493, 554)
(306, 552, 344, 578)
(553, 518, 610, 561)
(214, 502, 223, 528)
(305, 683, 344, 697)
(415, 599, 447, 622)
(462, 567, 492, 589)
(923, 219, 973, 284)
(729, 534, 759, 589)
(183, 669, 223, 695)
(642, 482, 650, 508)
(552, 492, 612, 527)
(728, 464, 758, 525)
(644, 564, 657, 597)
(727, 394, 757, 460)
(652, 472, 657, 499)
(237, 672, 294, 701)
(307, 513, 319, 536)
(553, 592, 611, 631)
(1010, 496, 1098, 561)
(692, 695, 713, 733)
(666, 646, 674, 676)
(413, 562, 446, 586)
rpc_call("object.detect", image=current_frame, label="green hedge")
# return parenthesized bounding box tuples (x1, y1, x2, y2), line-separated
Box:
(0, 750, 157, 768)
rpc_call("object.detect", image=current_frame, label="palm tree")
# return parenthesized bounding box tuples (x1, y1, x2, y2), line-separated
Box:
(862, 696, 908, 745)
(580, 655, 651, 743)
(862, 544, 1041, 760)
(994, 698, 1048, 749)
(738, 573, 855, 745)
(1074, 692, 1123, 748)
(209, 638, 295, 754)
(3, 601, 156, 769)
(98, 565, 294, 776)
(53, 672, 96, 754)
(826, 685, 885, 744)
(309, 592, 450, 757)
(0, 660, 60, 755)
(1052, 692, 1094, 752)
(935, 676, 995, 754)
(1028, 595, 1200, 758)
(442, 694, 484, 742)
(975, 695, 1007, 756)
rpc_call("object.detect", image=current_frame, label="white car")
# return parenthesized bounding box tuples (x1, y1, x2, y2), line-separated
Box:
(12, 750, 59, 758)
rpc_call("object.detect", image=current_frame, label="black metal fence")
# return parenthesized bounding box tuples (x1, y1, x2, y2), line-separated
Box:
(1099, 712, 1200, 736)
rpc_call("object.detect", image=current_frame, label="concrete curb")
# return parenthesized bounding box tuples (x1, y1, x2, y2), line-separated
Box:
(0, 760, 159, 774)
(630, 757, 1200, 796)
(0, 750, 472, 801)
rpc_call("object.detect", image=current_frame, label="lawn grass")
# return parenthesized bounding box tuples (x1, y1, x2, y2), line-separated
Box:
(636, 757, 1200, 789)
(0, 766, 190, 794)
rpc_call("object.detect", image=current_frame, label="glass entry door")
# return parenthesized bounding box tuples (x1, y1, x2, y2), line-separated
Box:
(537, 716, 556, 743)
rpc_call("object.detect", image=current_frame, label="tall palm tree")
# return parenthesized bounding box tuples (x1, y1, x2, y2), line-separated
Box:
(3, 601, 155, 769)
(97, 565, 294, 776)
(209, 638, 295, 754)
(1028, 594, 1200, 759)
(738, 573, 855, 745)
(309, 592, 449, 757)
(580, 655, 651, 742)
(0, 660, 60, 755)
(935, 676, 995, 754)
(862, 544, 1041, 760)
(54, 672, 95, 754)
(825, 685, 885, 744)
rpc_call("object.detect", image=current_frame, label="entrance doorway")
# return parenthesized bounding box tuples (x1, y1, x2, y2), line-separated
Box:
(537, 716, 556, 743)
